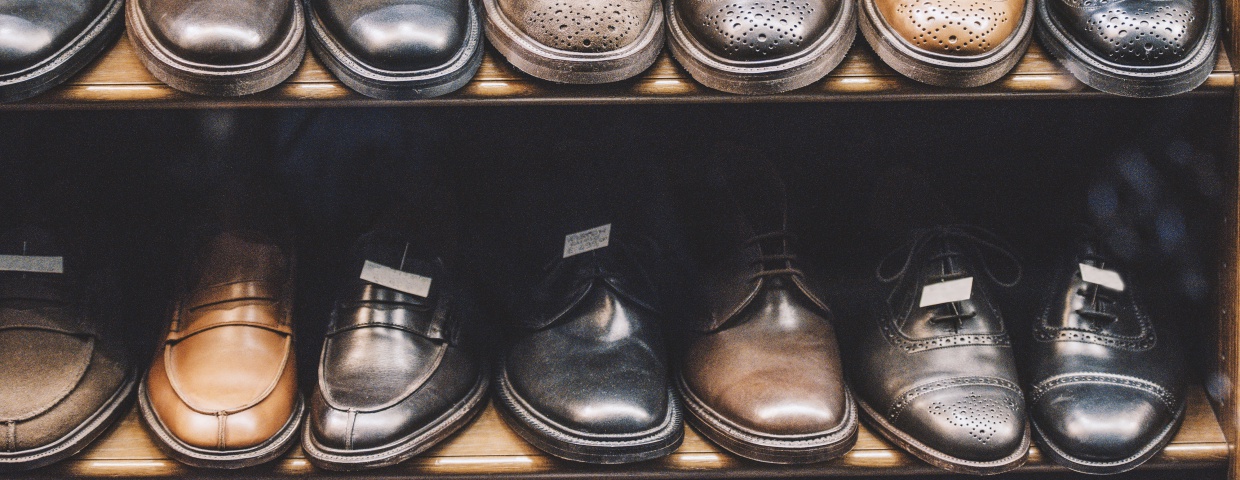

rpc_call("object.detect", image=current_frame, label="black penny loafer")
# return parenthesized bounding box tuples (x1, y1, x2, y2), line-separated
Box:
(845, 226, 1029, 475)
(0, 0, 125, 103)
(1037, 0, 1220, 97)
(304, 0, 484, 99)
(304, 229, 489, 471)
(0, 226, 136, 472)
(126, 0, 306, 96)
(665, 0, 855, 94)
(1023, 233, 1187, 474)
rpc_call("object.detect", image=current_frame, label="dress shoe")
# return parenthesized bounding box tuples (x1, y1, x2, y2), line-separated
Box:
(305, 0, 484, 99)
(494, 228, 682, 463)
(304, 228, 489, 471)
(1037, 0, 1219, 97)
(0, 0, 124, 102)
(665, 0, 855, 94)
(481, 0, 665, 83)
(1023, 234, 1187, 473)
(139, 227, 302, 468)
(126, 0, 306, 96)
(0, 226, 135, 472)
(846, 226, 1029, 474)
(858, 0, 1034, 87)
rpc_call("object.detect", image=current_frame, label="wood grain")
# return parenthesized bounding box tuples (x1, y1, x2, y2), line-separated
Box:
(0, 33, 1233, 110)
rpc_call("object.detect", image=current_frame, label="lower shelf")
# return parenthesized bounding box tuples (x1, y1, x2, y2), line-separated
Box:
(22, 385, 1226, 478)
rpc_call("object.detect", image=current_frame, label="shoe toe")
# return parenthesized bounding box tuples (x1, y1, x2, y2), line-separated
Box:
(1047, 0, 1210, 67)
(499, 0, 654, 53)
(677, 0, 837, 61)
(138, 0, 297, 65)
(0, 14, 55, 72)
(875, 0, 1025, 57)
(323, 3, 469, 71)
(896, 384, 1026, 462)
(1032, 382, 1174, 463)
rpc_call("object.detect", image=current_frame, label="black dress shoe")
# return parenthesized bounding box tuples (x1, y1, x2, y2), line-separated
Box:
(0, 0, 124, 103)
(494, 228, 683, 464)
(305, 0, 484, 99)
(1023, 234, 1187, 474)
(0, 226, 136, 472)
(1037, 0, 1220, 97)
(845, 226, 1029, 475)
(126, 0, 306, 96)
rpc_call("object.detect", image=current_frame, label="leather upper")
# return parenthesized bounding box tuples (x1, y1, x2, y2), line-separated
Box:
(309, 0, 470, 71)
(849, 227, 1027, 462)
(1046, 0, 1211, 66)
(675, 0, 841, 61)
(0, 0, 114, 72)
(146, 229, 298, 451)
(133, 0, 297, 65)
(1024, 238, 1186, 462)
(496, 0, 655, 53)
(873, 0, 1026, 56)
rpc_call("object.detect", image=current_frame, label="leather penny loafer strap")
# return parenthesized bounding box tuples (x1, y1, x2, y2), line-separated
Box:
(0, 305, 95, 337)
(185, 280, 281, 310)
(327, 286, 449, 341)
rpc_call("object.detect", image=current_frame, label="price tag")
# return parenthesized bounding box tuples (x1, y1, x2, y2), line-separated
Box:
(563, 224, 611, 258)
(0, 255, 64, 274)
(1079, 263, 1125, 292)
(919, 277, 973, 308)
(360, 260, 432, 298)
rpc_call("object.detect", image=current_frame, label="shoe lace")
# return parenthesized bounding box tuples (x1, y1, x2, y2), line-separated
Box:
(745, 230, 804, 283)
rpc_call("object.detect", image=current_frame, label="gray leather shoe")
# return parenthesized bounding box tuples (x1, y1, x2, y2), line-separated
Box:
(304, 0, 484, 99)
(304, 230, 489, 471)
(846, 226, 1029, 475)
(126, 0, 306, 96)
(1024, 234, 1187, 474)
(0, 226, 136, 472)
(665, 0, 855, 94)
(0, 0, 124, 103)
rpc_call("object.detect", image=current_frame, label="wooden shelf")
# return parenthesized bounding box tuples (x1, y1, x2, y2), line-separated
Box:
(1, 33, 1233, 110)
(8, 384, 1225, 478)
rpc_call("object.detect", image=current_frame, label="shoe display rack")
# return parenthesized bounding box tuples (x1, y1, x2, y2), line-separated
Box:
(0, 3, 1239, 480)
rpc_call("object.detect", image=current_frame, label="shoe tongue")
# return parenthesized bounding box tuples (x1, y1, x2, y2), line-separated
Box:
(192, 230, 286, 289)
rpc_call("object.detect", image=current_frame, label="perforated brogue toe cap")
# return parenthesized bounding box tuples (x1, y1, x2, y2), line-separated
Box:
(498, 0, 655, 52)
(676, 0, 839, 61)
(894, 384, 1026, 462)
(875, 0, 1027, 57)
(1046, 0, 1210, 67)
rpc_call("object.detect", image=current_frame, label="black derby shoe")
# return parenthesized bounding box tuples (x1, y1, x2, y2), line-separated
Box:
(0, 0, 124, 103)
(0, 226, 136, 472)
(305, 0, 484, 99)
(1038, 0, 1220, 97)
(126, 0, 306, 96)
(665, 0, 855, 94)
(304, 226, 489, 471)
(846, 226, 1030, 475)
(1024, 234, 1186, 474)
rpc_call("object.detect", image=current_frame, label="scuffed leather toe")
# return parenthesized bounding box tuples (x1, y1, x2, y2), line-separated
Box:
(875, 0, 1026, 57)
(135, 0, 296, 65)
(676, 0, 839, 61)
(497, 0, 654, 53)
(313, 1, 469, 71)
(896, 384, 1026, 462)
(1032, 382, 1172, 462)
(1046, 0, 1209, 67)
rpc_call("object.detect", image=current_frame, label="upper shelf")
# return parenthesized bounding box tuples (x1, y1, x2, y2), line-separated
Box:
(2, 33, 1234, 110)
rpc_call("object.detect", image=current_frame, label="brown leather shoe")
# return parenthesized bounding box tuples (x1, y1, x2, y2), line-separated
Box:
(139, 228, 302, 469)
(858, 0, 1034, 87)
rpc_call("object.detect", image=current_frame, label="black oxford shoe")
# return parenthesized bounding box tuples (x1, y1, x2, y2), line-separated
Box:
(305, 0, 484, 99)
(0, 0, 124, 103)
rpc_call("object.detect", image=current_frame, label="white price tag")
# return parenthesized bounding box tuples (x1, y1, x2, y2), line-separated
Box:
(0, 255, 64, 274)
(919, 277, 974, 308)
(563, 224, 611, 258)
(360, 260, 432, 298)
(1079, 263, 1125, 292)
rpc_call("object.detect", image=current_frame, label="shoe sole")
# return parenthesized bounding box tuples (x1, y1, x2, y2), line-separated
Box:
(481, 0, 665, 83)
(1035, 0, 1219, 97)
(303, 0, 486, 99)
(0, 0, 125, 103)
(664, 0, 855, 95)
(855, 396, 1030, 475)
(137, 381, 304, 469)
(493, 356, 683, 464)
(302, 365, 492, 471)
(1031, 401, 1186, 474)
(0, 368, 137, 472)
(857, 0, 1034, 87)
(125, 1, 307, 96)
(674, 372, 859, 464)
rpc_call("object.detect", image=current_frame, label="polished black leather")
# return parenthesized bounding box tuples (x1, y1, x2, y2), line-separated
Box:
(1023, 236, 1186, 472)
(0, 226, 132, 471)
(1045, 0, 1211, 67)
(133, 0, 298, 65)
(308, 0, 469, 71)
(307, 229, 484, 467)
(674, 0, 840, 61)
(0, 1, 113, 72)
(847, 226, 1028, 471)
